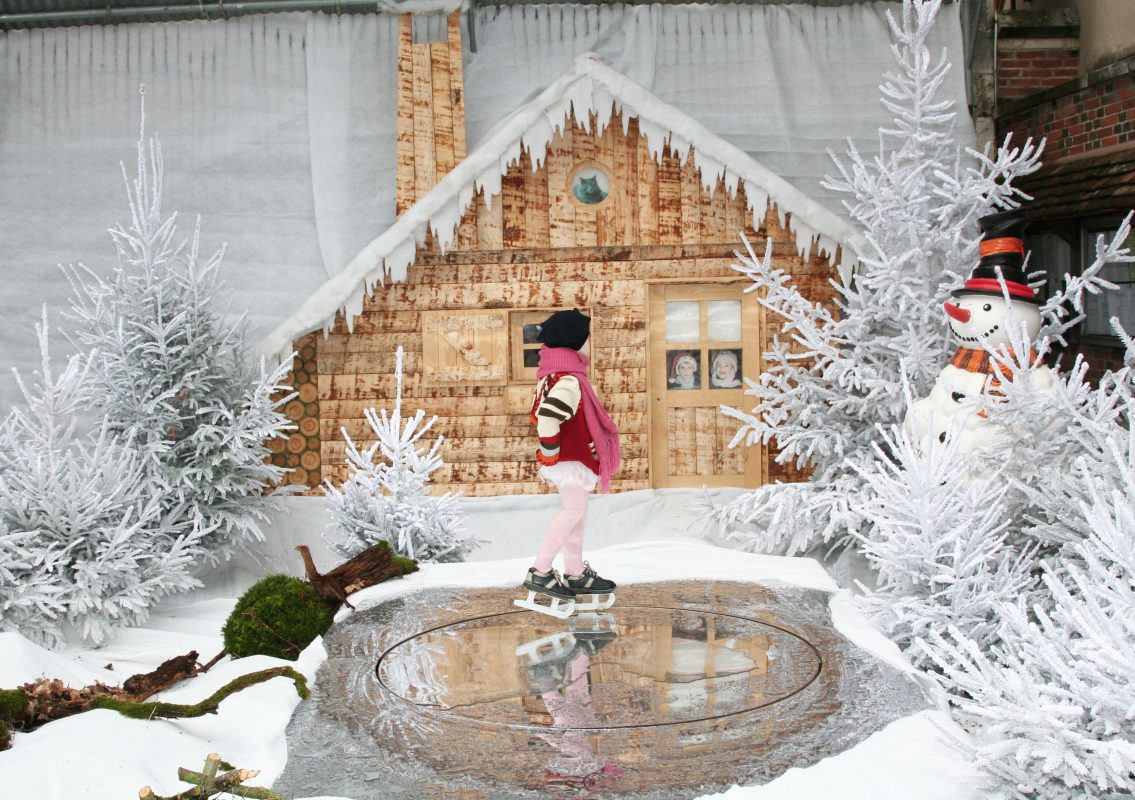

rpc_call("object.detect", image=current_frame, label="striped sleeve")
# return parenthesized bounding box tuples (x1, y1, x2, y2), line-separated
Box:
(534, 375, 581, 465)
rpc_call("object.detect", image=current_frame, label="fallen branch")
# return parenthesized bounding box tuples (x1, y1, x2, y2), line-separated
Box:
(91, 666, 309, 719)
(1, 667, 308, 747)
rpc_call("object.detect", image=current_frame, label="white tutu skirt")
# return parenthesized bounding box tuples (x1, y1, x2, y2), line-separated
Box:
(538, 460, 599, 492)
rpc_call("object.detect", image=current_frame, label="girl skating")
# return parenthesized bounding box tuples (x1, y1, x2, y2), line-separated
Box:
(514, 309, 621, 619)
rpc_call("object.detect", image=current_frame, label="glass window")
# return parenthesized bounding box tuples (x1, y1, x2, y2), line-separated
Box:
(707, 300, 741, 341)
(665, 301, 700, 342)
(1082, 224, 1135, 338)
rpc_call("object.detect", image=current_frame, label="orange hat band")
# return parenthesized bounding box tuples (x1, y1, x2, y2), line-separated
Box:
(980, 237, 1025, 258)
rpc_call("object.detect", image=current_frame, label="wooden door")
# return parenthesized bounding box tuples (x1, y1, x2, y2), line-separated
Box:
(647, 282, 764, 488)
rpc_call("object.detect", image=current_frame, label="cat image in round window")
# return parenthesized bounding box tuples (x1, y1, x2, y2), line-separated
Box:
(571, 166, 610, 205)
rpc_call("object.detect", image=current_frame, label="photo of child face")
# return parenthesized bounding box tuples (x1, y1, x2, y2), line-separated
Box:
(709, 349, 742, 388)
(667, 350, 700, 390)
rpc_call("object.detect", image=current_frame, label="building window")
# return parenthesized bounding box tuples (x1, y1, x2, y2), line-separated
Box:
(1081, 221, 1135, 339)
(509, 308, 591, 383)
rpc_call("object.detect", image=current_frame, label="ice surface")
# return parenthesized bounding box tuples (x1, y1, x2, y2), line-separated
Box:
(273, 578, 935, 798)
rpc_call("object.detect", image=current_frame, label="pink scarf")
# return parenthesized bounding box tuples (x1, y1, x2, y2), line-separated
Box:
(536, 346, 622, 492)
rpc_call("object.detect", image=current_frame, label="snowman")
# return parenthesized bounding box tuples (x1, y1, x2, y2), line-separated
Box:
(904, 209, 1054, 458)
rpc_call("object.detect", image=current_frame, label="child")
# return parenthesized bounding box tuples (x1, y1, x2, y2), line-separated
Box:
(668, 351, 699, 389)
(523, 309, 622, 604)
(710, 350, 741, 388)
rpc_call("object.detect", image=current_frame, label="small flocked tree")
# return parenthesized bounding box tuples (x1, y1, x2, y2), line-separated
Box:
(847, 425, 1038, 665)
(920, 436, 1135, 798)
(67, 105, 295, 566)
(704, 0, 1043, 556)
(324, 347, 473, 563)
(0, 314, 201, 647)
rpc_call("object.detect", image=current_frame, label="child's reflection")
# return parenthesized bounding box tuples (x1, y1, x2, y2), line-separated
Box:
(523, 631, 623, 797)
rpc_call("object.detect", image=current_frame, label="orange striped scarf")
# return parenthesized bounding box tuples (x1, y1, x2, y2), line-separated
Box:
(950, 346, 1039, 396)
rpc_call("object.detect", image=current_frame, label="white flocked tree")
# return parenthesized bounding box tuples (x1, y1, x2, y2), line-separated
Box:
(324, 346, 474, 563)
(0, 314, 202, 648)
(703, 0, 1043, 557)
(66, 102, 296, 566)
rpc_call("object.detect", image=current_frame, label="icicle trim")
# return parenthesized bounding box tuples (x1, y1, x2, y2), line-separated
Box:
(259, 52, 864, 364)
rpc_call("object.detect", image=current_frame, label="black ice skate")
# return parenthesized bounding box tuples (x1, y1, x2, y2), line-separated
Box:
(563, 563, 616, 612)
(514, 567, 577, 619)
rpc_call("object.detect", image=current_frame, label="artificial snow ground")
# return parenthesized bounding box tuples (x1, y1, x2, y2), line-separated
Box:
(0, 490, 987, 799)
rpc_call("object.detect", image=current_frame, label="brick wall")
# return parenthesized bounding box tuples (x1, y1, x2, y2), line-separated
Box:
(998, 58, 1135, 161)
(1074, 341, 1126, 387)
(997, 46, 1080, 100)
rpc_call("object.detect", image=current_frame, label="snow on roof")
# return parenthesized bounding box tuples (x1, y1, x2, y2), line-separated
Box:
(258, 52, 865, 363)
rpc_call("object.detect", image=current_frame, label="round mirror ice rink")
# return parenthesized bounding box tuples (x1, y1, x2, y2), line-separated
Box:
(274, 582, 931, 799)
(377, 606, 821, 729)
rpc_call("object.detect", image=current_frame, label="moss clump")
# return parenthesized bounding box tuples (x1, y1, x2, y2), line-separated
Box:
(390, 550, 418, 577)
(222, 575, 335, 660)
(0, 688, 29, 723)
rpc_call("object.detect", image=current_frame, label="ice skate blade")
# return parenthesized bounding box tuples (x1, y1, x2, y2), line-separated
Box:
(572, 592, 615, 612)
(513, 590, 577, 620)
(569, 612, 616, 633)
(515, 630, 577, 663)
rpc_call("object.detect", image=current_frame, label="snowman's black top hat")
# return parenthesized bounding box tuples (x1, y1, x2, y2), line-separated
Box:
(952, 208, 1040, 304)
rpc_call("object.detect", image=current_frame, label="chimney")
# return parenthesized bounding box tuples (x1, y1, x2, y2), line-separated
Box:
(396, 12, 468, 216)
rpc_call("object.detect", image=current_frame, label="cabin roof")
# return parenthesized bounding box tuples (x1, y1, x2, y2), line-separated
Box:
(259, 52, 865, 362)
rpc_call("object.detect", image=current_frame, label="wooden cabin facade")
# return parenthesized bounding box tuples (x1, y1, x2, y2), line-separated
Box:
(268, 13, 845, 497)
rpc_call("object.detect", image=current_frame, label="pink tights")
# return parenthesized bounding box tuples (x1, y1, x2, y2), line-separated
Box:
(533, 484, 589, 575)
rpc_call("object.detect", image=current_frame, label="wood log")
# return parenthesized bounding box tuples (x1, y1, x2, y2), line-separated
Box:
(296, 543, 417, 610)
(121, 650, 199, 702)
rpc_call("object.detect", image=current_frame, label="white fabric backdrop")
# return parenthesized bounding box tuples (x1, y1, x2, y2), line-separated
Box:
(0, 3, 972, 412)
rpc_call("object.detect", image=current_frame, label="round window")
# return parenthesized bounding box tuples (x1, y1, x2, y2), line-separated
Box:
(569, 163, 612, 207)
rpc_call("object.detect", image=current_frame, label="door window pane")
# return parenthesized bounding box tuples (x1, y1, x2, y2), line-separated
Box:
(707, 300, 741, 341)
(665, 301, 700, 342)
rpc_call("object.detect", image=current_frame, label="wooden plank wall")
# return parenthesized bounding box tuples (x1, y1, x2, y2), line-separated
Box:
(395, 13, 467, 216)
(447, 110, 779, 252)
(310, 238, 832, 497)
(301, 108, 839, 496)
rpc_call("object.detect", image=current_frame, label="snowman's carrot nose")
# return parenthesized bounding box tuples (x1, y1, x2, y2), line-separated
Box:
(944, 302, 971, 323)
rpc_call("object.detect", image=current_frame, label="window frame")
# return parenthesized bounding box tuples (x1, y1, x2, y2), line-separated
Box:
(1078, 217, 1135, 343)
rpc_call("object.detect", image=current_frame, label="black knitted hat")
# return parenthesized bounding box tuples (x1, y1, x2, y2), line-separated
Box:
(951, 208, 1040, 304)
(537, 309, 591, 350)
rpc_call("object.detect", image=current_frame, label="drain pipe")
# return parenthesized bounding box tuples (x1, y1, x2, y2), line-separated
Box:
(0, 1, 437, 29)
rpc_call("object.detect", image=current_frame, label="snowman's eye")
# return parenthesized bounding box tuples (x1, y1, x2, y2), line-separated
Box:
(982, 303, 992, 312)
